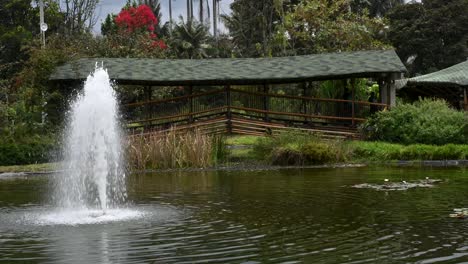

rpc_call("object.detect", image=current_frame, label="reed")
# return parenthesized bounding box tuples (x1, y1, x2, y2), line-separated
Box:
(127, 129, 226, 170)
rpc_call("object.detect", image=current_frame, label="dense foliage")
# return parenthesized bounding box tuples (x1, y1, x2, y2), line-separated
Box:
(0, 136, 57, 166)
(387, 0, 468, 76)
(253, 131, 344, 165)
(283, 0, 390, 54)
(362, 99, 468, 145)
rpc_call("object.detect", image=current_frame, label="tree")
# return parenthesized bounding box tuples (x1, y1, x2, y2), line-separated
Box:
(222, 0, 278, 57)
(351, 0, 405, 17)
(61, 0, 100, 35)
(170, 17, 210, 59)
(101, 13, 117, 35)
(139, 0, 163, 34)
(283, 0, 389, 54)
(387, 0, 468, 76)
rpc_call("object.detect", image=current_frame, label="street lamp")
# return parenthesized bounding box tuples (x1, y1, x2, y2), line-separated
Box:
(39, 0, 48, 49)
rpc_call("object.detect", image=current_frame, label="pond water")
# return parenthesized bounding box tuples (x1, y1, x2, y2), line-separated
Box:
(1, 166, 468, 263)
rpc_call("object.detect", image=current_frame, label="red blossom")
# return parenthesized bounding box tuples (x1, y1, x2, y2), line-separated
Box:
(115, 4, 167, 50)
(115, 5, 157, 33)
(151, 40, 167, 49)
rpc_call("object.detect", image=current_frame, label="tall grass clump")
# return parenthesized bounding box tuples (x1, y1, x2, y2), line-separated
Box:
(253, 130, 346, 165)
(362, 98, 468, 145)
(127, 129, 228, 170)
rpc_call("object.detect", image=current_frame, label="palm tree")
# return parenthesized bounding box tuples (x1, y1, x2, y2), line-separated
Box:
(171, 16, 210, 59)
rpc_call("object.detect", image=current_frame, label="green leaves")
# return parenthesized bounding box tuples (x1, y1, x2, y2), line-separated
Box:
(362, 98, 468, 145)
(387, 0, 468, 76)
(283, 0, 390, 54)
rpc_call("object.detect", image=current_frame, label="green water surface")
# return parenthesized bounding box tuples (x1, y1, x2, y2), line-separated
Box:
(1, 166, 468, 263)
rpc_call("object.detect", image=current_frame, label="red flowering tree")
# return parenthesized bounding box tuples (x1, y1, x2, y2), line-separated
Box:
(114, 4, 166, 50)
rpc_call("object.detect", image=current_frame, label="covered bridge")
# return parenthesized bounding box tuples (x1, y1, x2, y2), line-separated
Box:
(50, 50, 406, 137)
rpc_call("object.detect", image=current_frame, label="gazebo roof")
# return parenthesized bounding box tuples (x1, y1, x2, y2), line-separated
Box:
(50, 50, 406, 86)
(399, 60, 468, 89)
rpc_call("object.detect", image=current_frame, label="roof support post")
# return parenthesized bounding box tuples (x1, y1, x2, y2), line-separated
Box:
(378, 78, 396, 108)
(463, 87, 468, 111)
(144, 86, 152, 129)
(386, 77, 396, 108)
(189, 85, 194, 124)
(263, 83, 270, 122)
(377, 78, 387, 108)
(302, 82, 308, 124)
(225, 84, 232, 134)
(351, 79, 356, 126)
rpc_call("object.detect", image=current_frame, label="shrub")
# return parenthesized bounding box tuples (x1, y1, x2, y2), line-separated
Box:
(271, 147, 304, 166)
(0, 137, 57, 166)
(252, 130, 319, 160)
(253, 130, 343, 165)
(300, 142, 336, 164)
(362, 98, 468, 145)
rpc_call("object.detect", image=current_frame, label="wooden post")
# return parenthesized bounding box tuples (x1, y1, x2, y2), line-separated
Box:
(351, 79, 356, 126)
(263, 83, 270, 122)
(302, 82, 307, 123)
(225, 84, 232, 133)
(189, 85, 194, 123)
(144, 86, 152, 130)
(463, 87, 468, 110)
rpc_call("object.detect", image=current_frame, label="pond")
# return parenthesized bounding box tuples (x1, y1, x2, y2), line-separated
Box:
(1, 166, 468, 263)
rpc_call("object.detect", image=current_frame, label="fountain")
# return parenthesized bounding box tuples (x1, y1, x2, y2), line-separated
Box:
(41, 66, 141, 225)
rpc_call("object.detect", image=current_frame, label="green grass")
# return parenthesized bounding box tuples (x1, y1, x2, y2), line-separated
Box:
(346, 141, 468, 162)
(225, 135, 262, 146)
(0, 162, 58, 173)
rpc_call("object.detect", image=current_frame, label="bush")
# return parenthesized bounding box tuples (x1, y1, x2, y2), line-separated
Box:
(300, 142, 336, 164)
(252, 130, 319, 160)
(0, 137, 57, 166)
(253, 130, 342, 165)
(362, 98, 468, 145)
(271, 147, 304, 166)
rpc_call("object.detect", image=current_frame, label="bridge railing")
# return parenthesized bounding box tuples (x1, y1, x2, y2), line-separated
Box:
(123, 85, 387, 134)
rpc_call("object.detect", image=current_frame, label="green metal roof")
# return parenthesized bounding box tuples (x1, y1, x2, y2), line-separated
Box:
(50, 50, 406, 85)
(403, 60, 468, 88)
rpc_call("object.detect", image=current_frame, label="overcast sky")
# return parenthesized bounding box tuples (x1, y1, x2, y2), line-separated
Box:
(93, 0, 233, 34)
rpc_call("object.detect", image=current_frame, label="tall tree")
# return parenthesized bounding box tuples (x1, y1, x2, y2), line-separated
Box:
(283, 0, 389, 54)
(61, 0, 100, 35)
(351, 0, 405, 17)
(222, 0, 278, 57)
(387, 0, 468, 76)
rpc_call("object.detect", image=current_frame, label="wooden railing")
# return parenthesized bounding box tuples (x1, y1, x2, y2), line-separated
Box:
(123, 86, 387, 135)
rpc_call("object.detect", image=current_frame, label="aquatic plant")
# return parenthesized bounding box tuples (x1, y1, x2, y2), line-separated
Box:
(127, 128, 227, 170)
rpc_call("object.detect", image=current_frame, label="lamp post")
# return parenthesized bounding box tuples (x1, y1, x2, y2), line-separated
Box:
(39, 0, 48, 49)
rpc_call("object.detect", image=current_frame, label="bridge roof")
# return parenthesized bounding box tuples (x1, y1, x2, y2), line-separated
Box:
(50, 50, 406, 86)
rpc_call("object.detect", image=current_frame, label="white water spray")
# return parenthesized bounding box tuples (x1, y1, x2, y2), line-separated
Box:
(54, 67, 126, 212)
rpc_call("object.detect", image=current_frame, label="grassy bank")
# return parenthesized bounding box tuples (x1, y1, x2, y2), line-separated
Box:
(4, 134, 468, 173)
(226, 134, 468, 165)
(0, 163, 58, 173)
